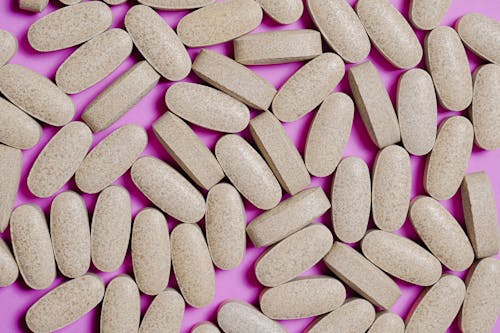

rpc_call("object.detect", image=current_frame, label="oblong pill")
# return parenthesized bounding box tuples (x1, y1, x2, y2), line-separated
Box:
(361, 230, 442, 286)
(0, 144, 21, 232)
(171, 223, 215, 308)
(409, 0, 450, 30)
(0, 238, 18, 287)
(217, 301, 286, 333)
(192, 322, 220, 333)
(131, 208, 170, 296)
(10, 204, 56, 290)
(138, 0, 214, 10)
(139, 288, 185, 333)
(19, 0, 48, 13)
(424, 116, 473, 200)
(260, 276, 346, 320)
(255, 224, 333, 287)
(0, 29, 17, 66)
(250, 111, 310, 195)
(272, 53, 345, 122)
(125, 5, 191, 81)
(27, 1, 112, 52)
(28, 121, 93, 198)
(368, 312, 404, 333)
(25, 274, 105, 333)
(215, 134, 281, 210)
(425, 26, 473, 111)
(131, 156, 205, 223)
(256, 0, 303, 24)
(59, 0, 82, 5)
(0, 97, 41, 150)
(0, 64, 74, 126)
(101, 275, 140, 333)
(457, 13, 500, 65)
(247, 187, 330, 247)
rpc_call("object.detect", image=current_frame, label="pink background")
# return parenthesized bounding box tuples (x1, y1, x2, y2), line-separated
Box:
(1, 0, 500, 332)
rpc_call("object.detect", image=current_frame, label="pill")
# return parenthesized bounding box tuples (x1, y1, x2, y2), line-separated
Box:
(101, 275, 140, 333)
(406, 274, 465, 333)
(131, 156, 206, 223)
(255, 223, 333, 287)
(28, 121, 93, 198)
(457, 13, 500, 64)
(425, 26, 473, 111)
(76, 124, 147, 194)
(307, 0, 371, 63)
(0, 238, 18, 287)
(138, 0, 214, 9)
(233, 29, 322, 65)
(272, 53, 345, 122)
(256, 0, 303, 24)
(206, 183, 246, 270)
(0, 144, 21, 232)
(177, 0, 262, 47)
(0, 96, 41, 150)
(250, 111, 310, 194)
(59, 0, 82, 5)
(153, 112, 224, 190)
(192, 49, 277, 110)
(19, 0, 48, 12)
(361, 230, 442, 286)
(131, 208, 170, 296)
(55, 29, 133, 94)
(367, 312, 405, 333)
(460, 258, 500, 333)
(25, 274, 105, 333)
(306, 298, 376, 333)
(461, 172, 500, 258)
(305, 93, 354, 177)
(0, 64, 74, 126)
(125, 5, 191, 81)
(192, 322, 220, 333)
(247, 187, 330, 247)
(50, 191, 90, 278)
(409, 0, 450, 30)
(10, 204, 56, 290)
(215, 134, 281, 210)
(396, 68, 437, 156)
(424, 116, 473, 200)
(27, 2, 112, 52)
(139, 288, 185, 333)
(0, 29, 17, 67)
(171, 223, 215, 308)
(348, 61, 401, 149)
(260, 276, 346, 320)
(217, 301, 286, 333)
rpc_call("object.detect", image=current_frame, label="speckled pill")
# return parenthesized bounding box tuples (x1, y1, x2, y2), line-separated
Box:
(0, 144, 21, 232)
(0, 238, 18, 287)
(217, 301, 286, 333)
(192, 322, 220, 333)
(19, 0, 48, 12)
(256, 0, 303, 24)
(102, 0, 126, 4)
(139, 288, 185, 333)
(101, 275, 140, 333)
(138, 0, 214, 9)
(457, 13, 500, 65)
(59, 0, 82, 5)
(0, 97, 41, 150)
(409, 0, 450, 30)
(368, 312, 405, 333)
(0, 29, 17, 67)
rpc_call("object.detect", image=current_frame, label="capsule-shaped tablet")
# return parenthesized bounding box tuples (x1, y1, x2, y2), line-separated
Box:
(139, 288, 185, 333)
(131, 156, 206, 223)
(424, 116, 473, 200)
(0, 64, 74, 126)
(125, 5, 191, 81)
(0, 144, 21, 232)
(217, 301, 286, 333)
(256, 0, 303, 24)
(27, 2, 112, 52)
(28, 122, 93, 198)
(361, 230, 442, 286)
(171, 223, 215, 308)
(138, 0, 214, 9)
(26, 274, 105, 333)
(0, 97, 41, 150)
(425, 26, 473, 111)
(272, 53, 345, 122)
(102, 0, 127, 4)
(192, 322, 220, 333)
(368, 312, 405, 333)
(0, 239, 18, 287)
(10, 204, 56, 290)
(59, 0, 82, 4)
(250, 111, 310, 194)
(255, 223, 333, 287)
(19, 0, 48, 12)
(409, 0, 450, 30)
(457, 13, 500, 65)
(348, 61, 401, 149)
(153, 112, 224, 190)
(0, 29, 17, 67)
(131, 208, 170, 295)
(101, 275, 140, 333)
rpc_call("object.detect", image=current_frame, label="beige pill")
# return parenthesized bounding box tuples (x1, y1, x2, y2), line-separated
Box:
(409, 0, 450, 30)
(256, 0, 302, 24)
(153, 112, 224, 190)
(206, 183, 246, 270)
(272, 53, 345, 122)
(131, 208, 170, 296)
(171, 223, 215, 308)
(0, 144, 21, 232)
(307, 0, 370, 63)
(368, 312, 405, 333)
(19, 0, 48, 12)
(250, 111, 310, 194)
(461, 172, 500, 258)
(396, 68, 437, 156)
(348, 61, 401, 149)
(28, 121, 93, 198)
(0, 64, 74, 126)
(260, 276, 346, 320)
(0, 97, 41, 150)
(27, 1, 112, 52)
(138, 0, 214, 9)
(255, 223, 333, 287)
(10, 204, 56, 290)
(0, 29, 17, 67)
(425, 26, 473, 111)
(192, 322, 220, 333)
(457, 13, 500, 65)
(131, 156, 205, 223)
(56, 29, 132, 94)
(424, 116, 473, 200)
(50, 191, 90, 278)
(59, 0, 82, 5)
(101, 275, 140, 333)
(125, 5, 191, 81)
(234, 30, 322, 65)
(139, 288, 185, 333)
(306, 93, 354, 177)
(26, 274, 105, 333)
(0, 238, 19, 287)
(217, 301, 286, 333)
(247, 187, 330, 247)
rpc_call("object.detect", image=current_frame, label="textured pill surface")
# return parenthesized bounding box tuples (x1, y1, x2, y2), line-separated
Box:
(19, 0, 48, 13)
(409, 0, 451, 30)
(217, 301, 286, 333)
(0, 144, 21, 232)
(0, 238, 19, 287)
(139, 288, 185, 333)
(0, 29, 17, 66)
(367, 312, 405, 333)
(0, 97, 41, 150)
(138, 0, 214, 10)
(457, 13, 500, 64)
(192, 322, 220, 333)
(256, 0, 303, 24)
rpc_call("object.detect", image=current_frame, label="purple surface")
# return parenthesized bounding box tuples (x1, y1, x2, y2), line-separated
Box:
(1, 0, 500, 332)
